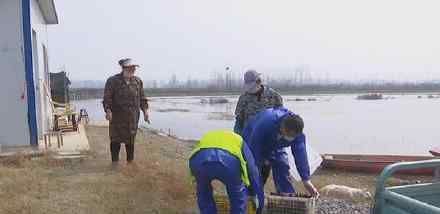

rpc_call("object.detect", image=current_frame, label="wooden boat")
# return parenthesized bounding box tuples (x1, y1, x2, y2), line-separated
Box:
(429, 147, 440, 157)
(321, 154, 437, 175)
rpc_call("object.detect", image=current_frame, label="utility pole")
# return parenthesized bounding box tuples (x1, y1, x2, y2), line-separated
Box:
(225, 66, 232, 90)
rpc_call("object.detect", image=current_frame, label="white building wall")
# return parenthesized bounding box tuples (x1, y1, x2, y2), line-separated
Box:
(30, 0, 54, 138)
(0, 0, 31, 146)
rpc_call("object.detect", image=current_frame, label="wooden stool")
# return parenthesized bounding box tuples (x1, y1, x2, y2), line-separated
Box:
(43, 131, 63, 149)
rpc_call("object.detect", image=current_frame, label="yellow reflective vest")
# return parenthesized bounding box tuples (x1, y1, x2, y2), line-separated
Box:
(190, 130, 250, 186)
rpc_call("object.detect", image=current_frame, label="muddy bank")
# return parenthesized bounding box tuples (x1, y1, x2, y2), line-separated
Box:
(2, 123, 431, 214)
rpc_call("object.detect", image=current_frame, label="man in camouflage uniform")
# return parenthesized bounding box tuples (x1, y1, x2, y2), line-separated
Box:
(103, 58, 149, 165)
(234, 70, 283, 134)
(234, 69, 284, 185)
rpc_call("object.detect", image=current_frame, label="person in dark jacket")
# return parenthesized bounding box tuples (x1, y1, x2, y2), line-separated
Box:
(102, 58, 149, 166)
(234, 70, 283, 135)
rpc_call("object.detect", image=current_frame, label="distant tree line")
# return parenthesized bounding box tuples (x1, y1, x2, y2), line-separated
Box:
(70, 79, 440, 100)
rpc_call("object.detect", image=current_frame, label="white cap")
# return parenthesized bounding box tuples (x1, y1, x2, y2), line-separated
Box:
(119, 58, 139, 67)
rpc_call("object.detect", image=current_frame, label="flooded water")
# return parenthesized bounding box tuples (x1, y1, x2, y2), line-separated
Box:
(74, 93, 440, 155)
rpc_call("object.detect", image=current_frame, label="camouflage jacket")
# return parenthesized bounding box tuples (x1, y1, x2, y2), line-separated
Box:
(102, 73, 149, 142)
(234, 85, 283, 128)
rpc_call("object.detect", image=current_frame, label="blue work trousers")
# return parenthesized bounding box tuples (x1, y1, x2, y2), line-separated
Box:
(262, 150, 295, 193)
(190, 150, 248, 214)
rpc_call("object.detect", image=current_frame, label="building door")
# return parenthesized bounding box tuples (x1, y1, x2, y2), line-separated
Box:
(42, 45, 52, 131)
(32, 29, 43, 138)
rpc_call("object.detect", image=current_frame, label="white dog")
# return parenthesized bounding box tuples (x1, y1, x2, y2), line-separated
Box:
(320, 184, 372, 201)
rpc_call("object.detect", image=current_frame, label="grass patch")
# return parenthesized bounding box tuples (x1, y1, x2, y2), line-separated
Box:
(0, 126, 197, 214)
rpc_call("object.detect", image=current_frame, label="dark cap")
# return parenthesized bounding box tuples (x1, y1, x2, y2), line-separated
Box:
(244, 69, 261, 92)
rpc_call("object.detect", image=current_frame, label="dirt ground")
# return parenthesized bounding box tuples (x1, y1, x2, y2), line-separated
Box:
(0, 125, 430, 213)
(0, 125, 197, 214)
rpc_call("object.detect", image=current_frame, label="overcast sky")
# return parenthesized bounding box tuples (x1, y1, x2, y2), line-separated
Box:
(48, 0, 440, 82)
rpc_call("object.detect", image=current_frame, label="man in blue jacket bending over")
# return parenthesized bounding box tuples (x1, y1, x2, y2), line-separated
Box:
(242, 107, 320, 197)
(189, 130, 265, 214)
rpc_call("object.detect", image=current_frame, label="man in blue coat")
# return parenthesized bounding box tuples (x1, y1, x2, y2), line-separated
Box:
(189, 130, 265, 214)
(242, 107, 319, 197)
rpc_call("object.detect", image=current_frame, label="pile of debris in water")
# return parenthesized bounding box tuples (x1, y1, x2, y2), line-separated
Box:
(356, 93, 383, 100)
(207, 112, 234, 121)
(156, 108, 190, 113)
(200, 97, 229, 104)
(287, 97, 318, 102)
(418, 94, 440, 99)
